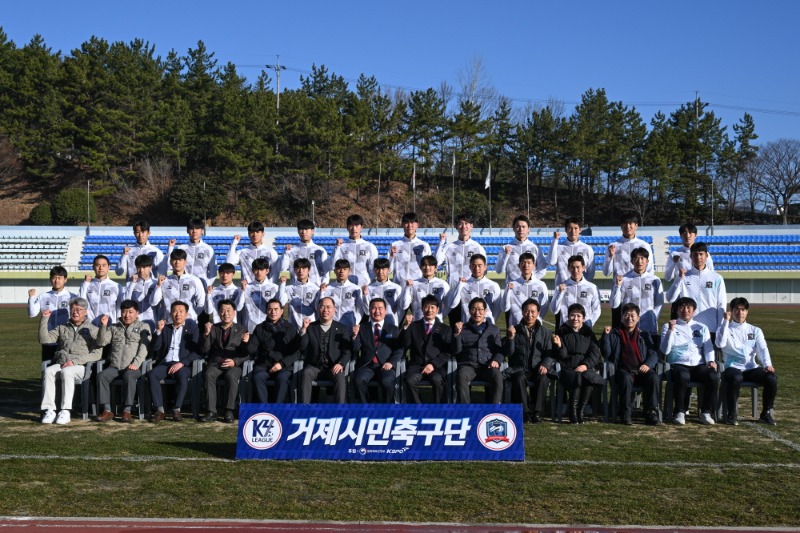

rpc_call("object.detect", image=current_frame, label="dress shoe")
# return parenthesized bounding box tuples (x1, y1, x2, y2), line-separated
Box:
(151, 411, 166, 423)
(200, 412, 217, 423)
(121, 411, 133, 423)
(96, 410, 114, 423)
(529, 414, 543, 424)
(223, 410, 235, 424)
(172, 410, 183, 422)
(622, 416, 633, 426)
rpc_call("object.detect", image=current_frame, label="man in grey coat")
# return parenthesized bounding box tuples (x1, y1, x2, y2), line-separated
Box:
(39, 297, 103, 425)
(95, 299, 151, 423)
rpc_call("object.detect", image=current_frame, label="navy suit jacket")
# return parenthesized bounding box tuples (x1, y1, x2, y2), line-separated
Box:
(353, 322, 403, 370)
(151, 322, 201, 367)
(403, 318, 452, 370)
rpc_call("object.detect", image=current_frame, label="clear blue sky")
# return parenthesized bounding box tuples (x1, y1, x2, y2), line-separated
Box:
(2, 1, 798, 144)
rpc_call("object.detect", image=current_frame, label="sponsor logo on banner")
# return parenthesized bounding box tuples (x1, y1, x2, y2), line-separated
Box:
(477, 413, 517, 451)
(242, 412, 282, 450)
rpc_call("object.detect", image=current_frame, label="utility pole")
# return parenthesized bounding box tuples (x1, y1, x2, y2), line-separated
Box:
(265, 55, 287, 126)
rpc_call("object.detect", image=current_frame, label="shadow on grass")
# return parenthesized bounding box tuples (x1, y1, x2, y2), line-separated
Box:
(158, 440, 237, 460)
(0, 377, 44, 422)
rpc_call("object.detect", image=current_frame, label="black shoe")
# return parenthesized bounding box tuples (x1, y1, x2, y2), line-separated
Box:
(223, 410, 235, 424)
(200, 412, 217, 423)
(645, 410, 662, 426)
(759, 410, 776, 426)
(529, 414, 543, 424)
(621, 416, 633, 425)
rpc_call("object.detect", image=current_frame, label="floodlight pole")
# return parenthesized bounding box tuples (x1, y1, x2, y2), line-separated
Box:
(265, 55, 287, 126)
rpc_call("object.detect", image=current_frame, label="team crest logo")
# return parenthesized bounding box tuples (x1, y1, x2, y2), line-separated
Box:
(580, 291, 587, 298)
(467, 251, 474, 258)
(532, 291, 539, 298)
(483, 289, 490, 296)
(692, 330, 702, 338)
(59, 302, 68, 308)
(385, 289, 396, 300)
(242, 412, 282, 450)
(644, 284, 652, 290)
(182, 284, 190, 291)
(359, 249, 366, 257)
(264, 291, 272, 298)
(748, 333, 755, 340)
(432, 287, 443, 296)
(103, 290, 111, 297)
(345, 292, 353, 299)
(706, 282, 713, 289)
(477, 413, 517, 451)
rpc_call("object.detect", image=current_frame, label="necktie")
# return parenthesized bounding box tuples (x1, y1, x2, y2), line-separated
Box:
(425, 322, 432, 336)
(372, 323, 380, 364)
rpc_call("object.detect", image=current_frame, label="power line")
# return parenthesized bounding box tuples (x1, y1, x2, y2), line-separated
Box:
(233, 63, 800, 118)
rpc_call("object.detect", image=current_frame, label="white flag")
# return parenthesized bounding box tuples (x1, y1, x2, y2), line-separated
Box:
(451, 153, 456, 176)
(412, 163, 416, 191)
(485, 163, 491, 189)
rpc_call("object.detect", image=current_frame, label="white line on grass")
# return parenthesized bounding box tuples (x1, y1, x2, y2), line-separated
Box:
(0, 454, 798, 468)
(745, 421, 800, 452)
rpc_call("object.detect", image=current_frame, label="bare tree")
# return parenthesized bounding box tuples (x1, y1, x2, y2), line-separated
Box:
(753, 139, 800, 224)
(456, 55, 498, 118)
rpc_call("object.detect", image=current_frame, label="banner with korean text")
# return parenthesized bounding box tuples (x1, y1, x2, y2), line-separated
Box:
(236, 403, 524, 461)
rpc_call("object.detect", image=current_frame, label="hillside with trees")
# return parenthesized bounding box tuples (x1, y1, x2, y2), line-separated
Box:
(1, 29, 798, 228)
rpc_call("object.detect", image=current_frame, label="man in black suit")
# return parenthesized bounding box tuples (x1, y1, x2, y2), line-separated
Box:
(248, 298, 301, 404)
(148, 300, 201, 422)
(504, 298, 555, 423)
(298, 297, 353, 403)
(352, 298, 403, 403)
(402, 295, 452, 403)
(200, 299, 250, 423)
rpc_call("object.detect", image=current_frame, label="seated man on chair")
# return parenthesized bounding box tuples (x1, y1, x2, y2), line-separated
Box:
(716, 297, 778, 425)
(298, 297, 353, 404)
(95, 299, 152, 423)
(200, 299, 250, 423)
(453, 297, 504, 404)
(249, 298, 301, 404)
(504, 298, 555, 424)
(352, 298, 403, 403)
(39, 297, 102, 425)
(402, 295, 453, 404)
(602, 302, 661, 426)
(148, 301, 201, 423)
(660, 296, 718, 426)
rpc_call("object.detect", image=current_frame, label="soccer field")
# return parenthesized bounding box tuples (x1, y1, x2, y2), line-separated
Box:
(1, 306, 798, 527)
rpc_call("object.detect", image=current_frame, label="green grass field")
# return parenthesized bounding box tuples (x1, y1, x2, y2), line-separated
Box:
(1, 305, 798, 526)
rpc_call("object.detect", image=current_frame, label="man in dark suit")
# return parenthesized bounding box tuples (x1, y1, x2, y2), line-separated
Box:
(148, 300, 201, 422)
(504, 298, 555, 423)
(248, 298, 301, 403)
(298, 297, 353, 403)
(200, 299, 250, 423)
(402, 294, 452, 403)
(352, 298, 403, 403)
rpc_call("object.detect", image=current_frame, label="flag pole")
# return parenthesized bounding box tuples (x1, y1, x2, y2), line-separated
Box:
(451, 152, 456, 229)
(485, 162, 492, 234)
(412, 163, 416, 213)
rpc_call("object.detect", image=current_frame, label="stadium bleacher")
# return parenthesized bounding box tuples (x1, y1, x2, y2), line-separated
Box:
(80, 234, 647, 273)
(0, 236, 70, 271)
(667, 235, 800, 271)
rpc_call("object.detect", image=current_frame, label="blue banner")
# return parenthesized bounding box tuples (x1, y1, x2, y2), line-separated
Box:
(235, 403, 524, 461)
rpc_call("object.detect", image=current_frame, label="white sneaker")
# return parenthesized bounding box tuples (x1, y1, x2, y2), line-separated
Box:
(41, 410, 56, 424)
(699, 412, 715, 425)
(55, 410, 71, 425)
(674, 411, 686, 425)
